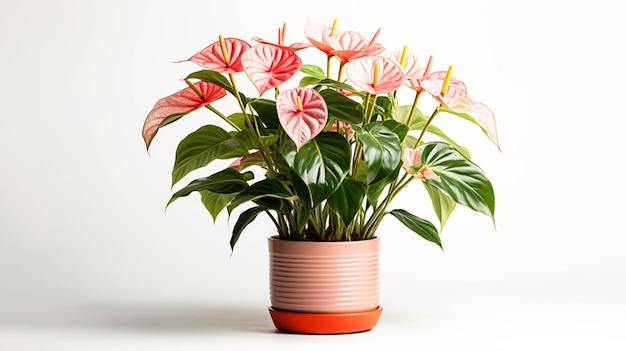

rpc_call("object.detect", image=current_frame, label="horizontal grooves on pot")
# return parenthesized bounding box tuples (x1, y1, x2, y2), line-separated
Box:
(271, 252, 378, 259)
(269, 238, 380, 314)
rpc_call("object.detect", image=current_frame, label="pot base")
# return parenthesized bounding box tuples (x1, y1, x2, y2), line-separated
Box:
(268, 306, 383, 335)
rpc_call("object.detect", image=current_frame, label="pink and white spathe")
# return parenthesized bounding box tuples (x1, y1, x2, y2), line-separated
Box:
(141, 82, 227, 150)
(420, 71, 500, 151)
(276, 87, 328, 150)
(229, 151, 264, 171)
(329, 121, 355, 140)
(345, 56, 405, 95)
(330, 30, 384, 63)
(402, 148, 441, 182)
(304, 18, 384, 62)
(304, 18, 337, 55)
(183, 38, 251, 74)
(386, 51, 428, 87)
(253, 23, 312, 51)
(241, 44, 302, 96)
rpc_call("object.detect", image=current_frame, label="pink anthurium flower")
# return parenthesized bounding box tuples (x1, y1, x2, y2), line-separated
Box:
(304, 18, 338, 55)
(402, 149, 441, 181)
(345, 56, 405, 95)
(182, 37, 251, 74)
(304, 18, 384, 62)
(329, 30, 385, 63)
(142, 81, 227, 150)
(386, 50, 429, 90)
(241, 44, 302, 96)
(229, 151, 264, 171)
(253, 23, 312, 51)
(329, 121, 354, 140)
(420, 71, 500, 151)
(276, 87, 328, 150)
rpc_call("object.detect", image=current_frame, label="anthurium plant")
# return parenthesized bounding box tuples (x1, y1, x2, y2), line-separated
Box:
(142, 19, 499, 249)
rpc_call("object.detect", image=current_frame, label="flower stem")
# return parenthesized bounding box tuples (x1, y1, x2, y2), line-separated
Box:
(204, 105, 240, 131)
(337, 61, 346, 82)
(184, 79, 205, 101)
(412, 109, 439, 148)
(326, 55, 332, 79)
(365, 94, 377, 124)
(227, 72, 276, 172)
(402, 90, 423, 148)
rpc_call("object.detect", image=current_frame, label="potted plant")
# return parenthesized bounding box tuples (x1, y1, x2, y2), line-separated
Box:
(141, 18, 499, 334)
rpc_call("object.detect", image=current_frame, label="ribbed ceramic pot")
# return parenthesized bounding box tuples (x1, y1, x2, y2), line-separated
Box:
(268, 236, 382, 334)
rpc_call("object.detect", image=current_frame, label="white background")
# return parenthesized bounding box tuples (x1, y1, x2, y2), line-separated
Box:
(1, 0, 625, 349)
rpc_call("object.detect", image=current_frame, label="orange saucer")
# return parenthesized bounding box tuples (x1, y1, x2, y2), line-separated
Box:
(268, 306, 383, 334)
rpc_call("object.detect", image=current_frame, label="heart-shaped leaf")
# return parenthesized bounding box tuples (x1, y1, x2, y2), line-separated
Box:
(200, 190, 237, 222)
(358, 123, 402, 184)
(419, 142, 495, 222)
(227, 178, 294, 213)
(327, 179, 366, 225)
(396, 105, 472, 159)
(285, 133, 351, 206)
(171, 125, 248, 186)
(241, 44, 301, 95)
(320, 89, 363, 125)
(185, 70, 235, 95)
(168, 168, 253, 206)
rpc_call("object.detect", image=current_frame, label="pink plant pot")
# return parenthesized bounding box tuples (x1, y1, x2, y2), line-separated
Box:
(268, 236, 382, 334)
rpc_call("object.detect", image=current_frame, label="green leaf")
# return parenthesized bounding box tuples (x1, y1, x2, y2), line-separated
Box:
(288, 132, 351, 206)
(259, 134, 279, 148)
(390, 209, 442, 249)
(290, 168, 312, 209)
(186, 70, 234, 95)
(366, 165, 400, 207)
(230, 206, 267, 251)
(302, 78, 360, 94)
(437, 105, 496, 147)
(319, 89, 363, 125)
(220, 130, 255, 158)
(392, 104, 428, 125)
(327, 179, 366, 225)
(299, 76, 322, 88)
(299, 64, 326, 79)
(419, 142, 495, 222)
(382, 120, 409, 142)
(249, 98, 279, 129)
(358, 123, 402, 184)
(290, 169, 312, 232)
(412, 121, 471, 160)
(393, 105, 471, 159)
(168, 168, 253, 206)
(200, 190, 236, 222)
(374, 95, 393, 120)
(156, 112, 189, 129)
(172, 125, 248, 186)
(424, 183, 456, 231)
(227, 178, 294, 213)
(225, 113, 248, 130)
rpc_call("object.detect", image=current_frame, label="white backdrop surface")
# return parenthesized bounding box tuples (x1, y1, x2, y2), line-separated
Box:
(1, 0, 625, 350)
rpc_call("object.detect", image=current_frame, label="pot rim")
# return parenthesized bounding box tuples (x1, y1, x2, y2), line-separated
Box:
(268, 235, 379, 244)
